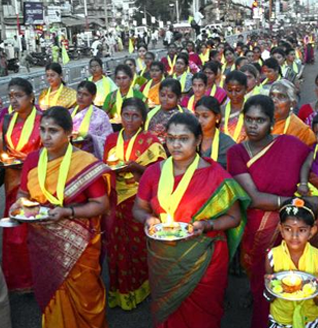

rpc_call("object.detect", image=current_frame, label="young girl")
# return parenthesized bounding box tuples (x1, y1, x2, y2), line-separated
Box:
(265, 197, 318, 328)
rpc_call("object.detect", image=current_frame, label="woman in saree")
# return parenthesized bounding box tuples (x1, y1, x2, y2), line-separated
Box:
(186, 41, 202, 68)
(227, 95, 312, 328)
(180, 72, 208, 112)
(136, 43, 147, 73)
(103, 64, 146, 131)
(220, 70, 248, 143)
(10, 106, 109, 328)
(124, 58, 147, 90)
(0, 78, 42, 291)
(202, 61, 227, 105)
(71, 80, 113, 159)
(38, 63, 77, 111)
(260, 58, 282, 96)
(298, 73, 318, 127)
(269, 79, 316, 146)
(171, 54, 193, 95)
(222, 47, 236, 79)
(140, 61, 165, 109)
(161, 43, 177, 75)
(195, 96, 235, 170)
(103, 97, 166, 311)
(140, 51, 155, 80)
(88, 57, 117, 108)
(133, 112, 250, 328)
(144, 78, 191, 146)
(240, 64, 261, 99)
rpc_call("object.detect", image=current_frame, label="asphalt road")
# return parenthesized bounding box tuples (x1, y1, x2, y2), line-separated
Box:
(0, 55, 318, 328)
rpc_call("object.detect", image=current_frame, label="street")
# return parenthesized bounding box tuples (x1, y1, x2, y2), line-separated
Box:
(0, 54, 318, 328)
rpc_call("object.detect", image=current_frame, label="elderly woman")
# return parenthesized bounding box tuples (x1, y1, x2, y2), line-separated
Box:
(270, 79, 315, 146)
(227, 95, 313, 328)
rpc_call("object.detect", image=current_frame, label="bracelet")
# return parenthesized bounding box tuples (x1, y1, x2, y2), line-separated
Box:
(69, 206, 75, 219)
(277, 196, 281, 209)
(205, 220, 214, 232)
(299, 182, 308, 186)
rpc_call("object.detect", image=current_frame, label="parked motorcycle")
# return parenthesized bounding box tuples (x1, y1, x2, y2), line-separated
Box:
(68, 47, 81, 60)
(7, 58, 19, 73)
(30, 52, 50, 67)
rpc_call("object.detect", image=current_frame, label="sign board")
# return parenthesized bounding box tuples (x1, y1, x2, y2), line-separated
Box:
(24, 2, 44, 25)
(133, 20, 137, 26)
(142, 18, 147, 25)
(47, 6, 62, 24)
(159, 21, 164, 28)
(151, 16, 156, 24)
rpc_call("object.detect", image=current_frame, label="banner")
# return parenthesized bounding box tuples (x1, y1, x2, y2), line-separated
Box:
(47, 6, 62, 23)
(24, 2, 44, 25)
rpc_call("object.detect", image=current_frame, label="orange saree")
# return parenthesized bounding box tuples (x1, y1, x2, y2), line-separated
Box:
(20, 149, 109, 328)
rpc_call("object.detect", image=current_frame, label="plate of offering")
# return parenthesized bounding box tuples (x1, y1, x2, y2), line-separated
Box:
(145, 222, 194, 241)
(0, 218, 20, 228)
(0, 153, 22, 167)
(106, 154, 127, 171)
(265, 270, 318, 301)
(10, 199, 50, 223)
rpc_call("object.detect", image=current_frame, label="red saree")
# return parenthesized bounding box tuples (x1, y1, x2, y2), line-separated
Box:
(103, 131, 166, 310)
(138, 158, 250, 327)
(1, 112, 42, 291)
(227, 135, 310, 328)
(20, 149, 109, 328)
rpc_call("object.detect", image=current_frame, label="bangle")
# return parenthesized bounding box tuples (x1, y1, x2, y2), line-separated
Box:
(277, 196, 281, 209)
(205, 220, 214, 232)
(300, 182, 308, 186)
(69, 206, 75, 219)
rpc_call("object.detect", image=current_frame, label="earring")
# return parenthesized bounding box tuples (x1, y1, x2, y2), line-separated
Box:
(216, 120, 219, 124)
(270, 126, 274, 131)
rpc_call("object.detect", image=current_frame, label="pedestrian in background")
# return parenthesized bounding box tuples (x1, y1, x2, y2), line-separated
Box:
(13, 35, 20, 59)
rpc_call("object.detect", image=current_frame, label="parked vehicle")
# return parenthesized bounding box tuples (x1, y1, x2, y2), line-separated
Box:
(7, 58, 19, 73)
(68, 46, 81, 60)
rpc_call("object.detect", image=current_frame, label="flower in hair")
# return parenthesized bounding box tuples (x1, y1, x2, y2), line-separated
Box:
(292, 198, 305, 208)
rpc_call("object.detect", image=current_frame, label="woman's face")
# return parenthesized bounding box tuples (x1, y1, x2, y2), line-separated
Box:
(166, 123, 200, 162)
(145, 54, 154, 68)
(226, 80, 247, 104)
(243, 71, 257, 92)
(286, 51, 296, 63)
(138, 47, 147, 59)
(195, 105, 220, 134)
(225, 50, 235, 63)
(203, 68, 216, 85)
(150, 65, 163, 82)
(244, 105, 272, 142)
(77, 87, 95, 109)
(125, 60, 136, 74)
(46, 69, 62, 88)
(115, 70, 132, 90)
(186, 42, 194, 53)
(263, 65, 278, 82)
(270, 86, 292, 120)
(89, 60, 103, 77)
(253, 48, 261, 60)
(175, 58, 187, 74)
(246, 51, 254, 63)
(192, 78, 206, 98)
(201, 45, 207, 54)
(8, 85, 34, 113)
(121, 105, 143, 135)
(40, 117, 71, 153)
(159, 86, 179, 110)
(273, 53, 285, 66)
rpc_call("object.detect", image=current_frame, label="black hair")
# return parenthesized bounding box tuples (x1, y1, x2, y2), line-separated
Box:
(166, 112, 202, 140)
(285, 48, 295, 56)
(263, 57, 281, 74)
(243, 95, 274, 123)
(41, 106, 73, 132)
(195, 96, 221, 116)
(145, 51, 155, 60)
(45, 62, 62, 75)
(159, 78, 182, 97)
(176, 53, 189, 66)
(240, 64, 259, 78)
(235, 56, 248, 69)
(224, 47, 235, 55)
(202, 61, 218, 75)
(121, 97, 148, 123)
(124, 58, 136, 67)
(252, 62, 262, 74)
(186, 41, 195, 50)
(150, 61, 165, 73)
(115, 64, 133, 79)
(77, 80, 97, 96)
(225, 70, 248, 88)
(209, 50, 219, 61)
(8, 78, 34, 96)
(137, 43, 148, 51)
(271, 47, 286, 58)
(192, 72, 208, 85)
(89, 57, 103, 68)
(280, 197, 316, 227)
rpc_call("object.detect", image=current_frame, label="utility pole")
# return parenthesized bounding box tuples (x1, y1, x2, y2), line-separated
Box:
(104, 0, 108, 28)
(176, 0, 180, 23)
(0, 0, 6, 40)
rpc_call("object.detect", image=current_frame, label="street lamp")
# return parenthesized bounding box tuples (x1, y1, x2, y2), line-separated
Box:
(169, 1, 179, 23)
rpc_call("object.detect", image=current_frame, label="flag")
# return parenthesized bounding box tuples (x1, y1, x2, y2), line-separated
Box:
(62, 45, 70, 65)
(188, 16, 193, 23)
(129, 38, 134, 54)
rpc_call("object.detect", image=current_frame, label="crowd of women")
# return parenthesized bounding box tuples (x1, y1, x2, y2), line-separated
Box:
(0, 27, 318, 328)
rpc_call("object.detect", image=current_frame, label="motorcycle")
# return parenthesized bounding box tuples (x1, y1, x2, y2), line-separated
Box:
(7, 58, 19, 73)
(68, 47, 81, 60)
(30, 52, 50, 66)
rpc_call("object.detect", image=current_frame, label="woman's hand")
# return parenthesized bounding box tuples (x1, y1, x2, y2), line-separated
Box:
(184, 221, 206, 240)
(297, 184, 310, 196)
(145, 216, 161, 229)
(47, 207, 71, 222)
(9, 198, 24, 216)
